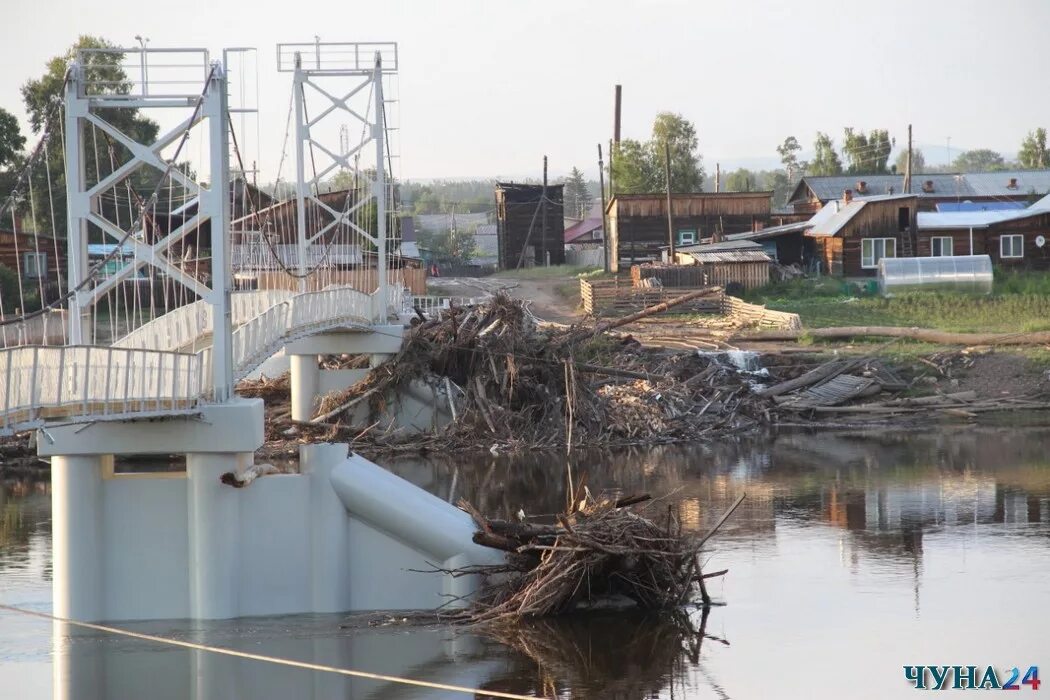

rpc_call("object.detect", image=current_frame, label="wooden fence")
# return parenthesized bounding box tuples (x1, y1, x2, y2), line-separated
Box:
(632, 262, 769, 290)
(581, 277, 801, 330)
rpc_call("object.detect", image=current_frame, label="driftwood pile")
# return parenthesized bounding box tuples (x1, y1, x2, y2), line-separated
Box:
(443, 488, 744, 624)
(290, 291, 773, 451)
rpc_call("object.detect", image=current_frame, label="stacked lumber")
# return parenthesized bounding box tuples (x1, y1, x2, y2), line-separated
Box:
(580, 278, 724, 315)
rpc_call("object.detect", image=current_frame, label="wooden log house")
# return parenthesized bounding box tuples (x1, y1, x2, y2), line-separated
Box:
(606, 192, 773, 271)
(494, 182, 565, 269)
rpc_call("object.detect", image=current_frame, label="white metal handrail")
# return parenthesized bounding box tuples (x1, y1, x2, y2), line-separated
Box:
(0, 286, 398, 433)
(0, 345, 201, 434)
(114, 290, 295, 352)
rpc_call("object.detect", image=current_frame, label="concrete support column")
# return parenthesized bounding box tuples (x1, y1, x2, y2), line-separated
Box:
(290, 353, 320, 421)
(302, 443, 352, 612)
(187, 453, 242, 620)
(51, 455, 103, 621)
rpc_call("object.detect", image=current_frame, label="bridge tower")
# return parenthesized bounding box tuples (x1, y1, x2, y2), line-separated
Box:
(280, 40, 397, 320)
(278, 41, 405, 420)
(63, 46, 235, 401)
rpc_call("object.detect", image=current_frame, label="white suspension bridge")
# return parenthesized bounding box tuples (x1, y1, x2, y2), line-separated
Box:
(0, 41, 409, 435)
(0, 40, 508, 639)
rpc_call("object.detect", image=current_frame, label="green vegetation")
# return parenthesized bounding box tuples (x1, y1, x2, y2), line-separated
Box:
(490, 265, 601, 280)
(744, 272, 1050, 334)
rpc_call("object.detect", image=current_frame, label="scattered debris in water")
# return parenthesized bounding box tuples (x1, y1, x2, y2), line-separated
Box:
(435, 487, 745, 623)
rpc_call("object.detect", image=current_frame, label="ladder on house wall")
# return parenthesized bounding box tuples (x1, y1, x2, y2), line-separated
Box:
(899, 227, 914, 257)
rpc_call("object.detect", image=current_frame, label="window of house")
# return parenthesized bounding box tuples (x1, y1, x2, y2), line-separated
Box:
(22, 252, 46, 279)
(1001, 234, 1024, 258)
(677, 229, 696, 245)
(861, 238, 896, 268)
(931, 236, 953, 257)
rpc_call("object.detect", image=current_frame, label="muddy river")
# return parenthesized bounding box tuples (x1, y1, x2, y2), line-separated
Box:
(2, 426, 1049, 698)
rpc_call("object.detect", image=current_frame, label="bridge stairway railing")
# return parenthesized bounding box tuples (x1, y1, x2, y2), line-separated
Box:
(0, 345, 202, 434)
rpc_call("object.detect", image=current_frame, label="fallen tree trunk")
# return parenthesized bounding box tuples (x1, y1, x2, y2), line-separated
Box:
(734, 326, 1050, 346)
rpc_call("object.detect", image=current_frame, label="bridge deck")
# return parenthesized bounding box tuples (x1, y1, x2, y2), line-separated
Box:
(0, 286, 401, 435)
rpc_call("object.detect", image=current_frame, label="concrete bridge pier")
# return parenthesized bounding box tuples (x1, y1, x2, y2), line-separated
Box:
(286, 326, 404, 421)
(40, 399, 265, 623)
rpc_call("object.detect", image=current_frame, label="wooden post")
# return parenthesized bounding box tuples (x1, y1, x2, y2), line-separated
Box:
(715, 162, 720, 193)
(541, 156, 548, 267)
(598, 143, 610, 272)
(664, 141, 675, 263)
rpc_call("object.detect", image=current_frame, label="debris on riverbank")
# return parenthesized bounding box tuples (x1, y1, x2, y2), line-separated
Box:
(245, 293, 1050, 460)
(440, 489, 743, 623)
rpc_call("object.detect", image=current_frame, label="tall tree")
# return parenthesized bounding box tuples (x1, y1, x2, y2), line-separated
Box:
(952, 149, 1006, 172)
(562, 166, 592, 219)
(776, 136, 807, 180)
(649, 112, 705, 192)
(724, 168, 756, 192)
(842, 127, 893, 174)
(611, 113, 705, 194)
(1018, 128, 1049, 169)
(0, 108, 25, 171)
(810, 132, 843, 176)
(611, 138, 660, 194)
(20, 36, 161, 238)
(894, 147, 925, 175)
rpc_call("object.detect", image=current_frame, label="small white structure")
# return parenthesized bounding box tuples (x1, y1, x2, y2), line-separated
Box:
(878, 255, 993, 296)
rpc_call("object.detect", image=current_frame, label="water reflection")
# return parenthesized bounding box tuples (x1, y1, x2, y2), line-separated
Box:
(1, 426, 1049, 699)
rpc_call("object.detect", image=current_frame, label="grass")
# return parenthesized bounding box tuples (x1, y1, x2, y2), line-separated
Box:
(743, 271, 1050, 334)
(489, 265, 602, 280)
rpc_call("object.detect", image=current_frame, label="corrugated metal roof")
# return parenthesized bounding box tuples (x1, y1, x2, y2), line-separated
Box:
(806, 194, 916, 237)
(918, 202, 1050, 230)
(793, 170, 1050, 204)
(564, 216, 603, 243)
(688, 249, 772, 264)
(677, 239, 763, 253)
(935, 201, 1025, 212)
(726, 221, 811, 241)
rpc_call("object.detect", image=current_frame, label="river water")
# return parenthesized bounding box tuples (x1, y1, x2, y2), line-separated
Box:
(2, 426, 1049, 699)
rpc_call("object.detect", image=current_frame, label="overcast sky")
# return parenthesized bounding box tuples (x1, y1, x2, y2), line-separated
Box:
(2, 0, 1048, 182)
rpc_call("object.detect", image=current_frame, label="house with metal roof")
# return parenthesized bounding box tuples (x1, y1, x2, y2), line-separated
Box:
(805, 193, 919, 277)
(787, 171, 1050, 214)
(914, 193, 1050, 268)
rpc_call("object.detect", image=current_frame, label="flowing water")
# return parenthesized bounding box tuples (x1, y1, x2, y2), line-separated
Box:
(2, 426, 1050, 699)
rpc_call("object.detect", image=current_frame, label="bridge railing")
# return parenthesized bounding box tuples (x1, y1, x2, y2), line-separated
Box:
(0, 345, 202, 433)
(114, 290, 295, 352)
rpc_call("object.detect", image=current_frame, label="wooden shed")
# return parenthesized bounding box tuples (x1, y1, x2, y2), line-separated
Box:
(607, 192, 772, 271)
(806, 193, 918, 277)
(495, 182, 565, 269)
(666, 240, 771, 289)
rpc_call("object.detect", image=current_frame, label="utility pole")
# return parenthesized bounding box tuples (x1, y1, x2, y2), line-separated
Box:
(664, 141, 675, 263)
(904, 124, 912, 194)
(611, 85, 621, 196)
(715, 162, 721, 193)
(598, 143, 610, 272)
(541, 155, 548, 267)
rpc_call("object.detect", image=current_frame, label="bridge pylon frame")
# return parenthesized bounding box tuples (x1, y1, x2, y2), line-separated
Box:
(63, 47, 235, 401)
(279, 40, 397, 322)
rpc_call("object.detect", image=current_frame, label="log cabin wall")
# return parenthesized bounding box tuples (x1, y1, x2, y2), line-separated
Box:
(919, 213, 1050, 270)
(495, 183, 565, 269)
(609, 192, 772, 263)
